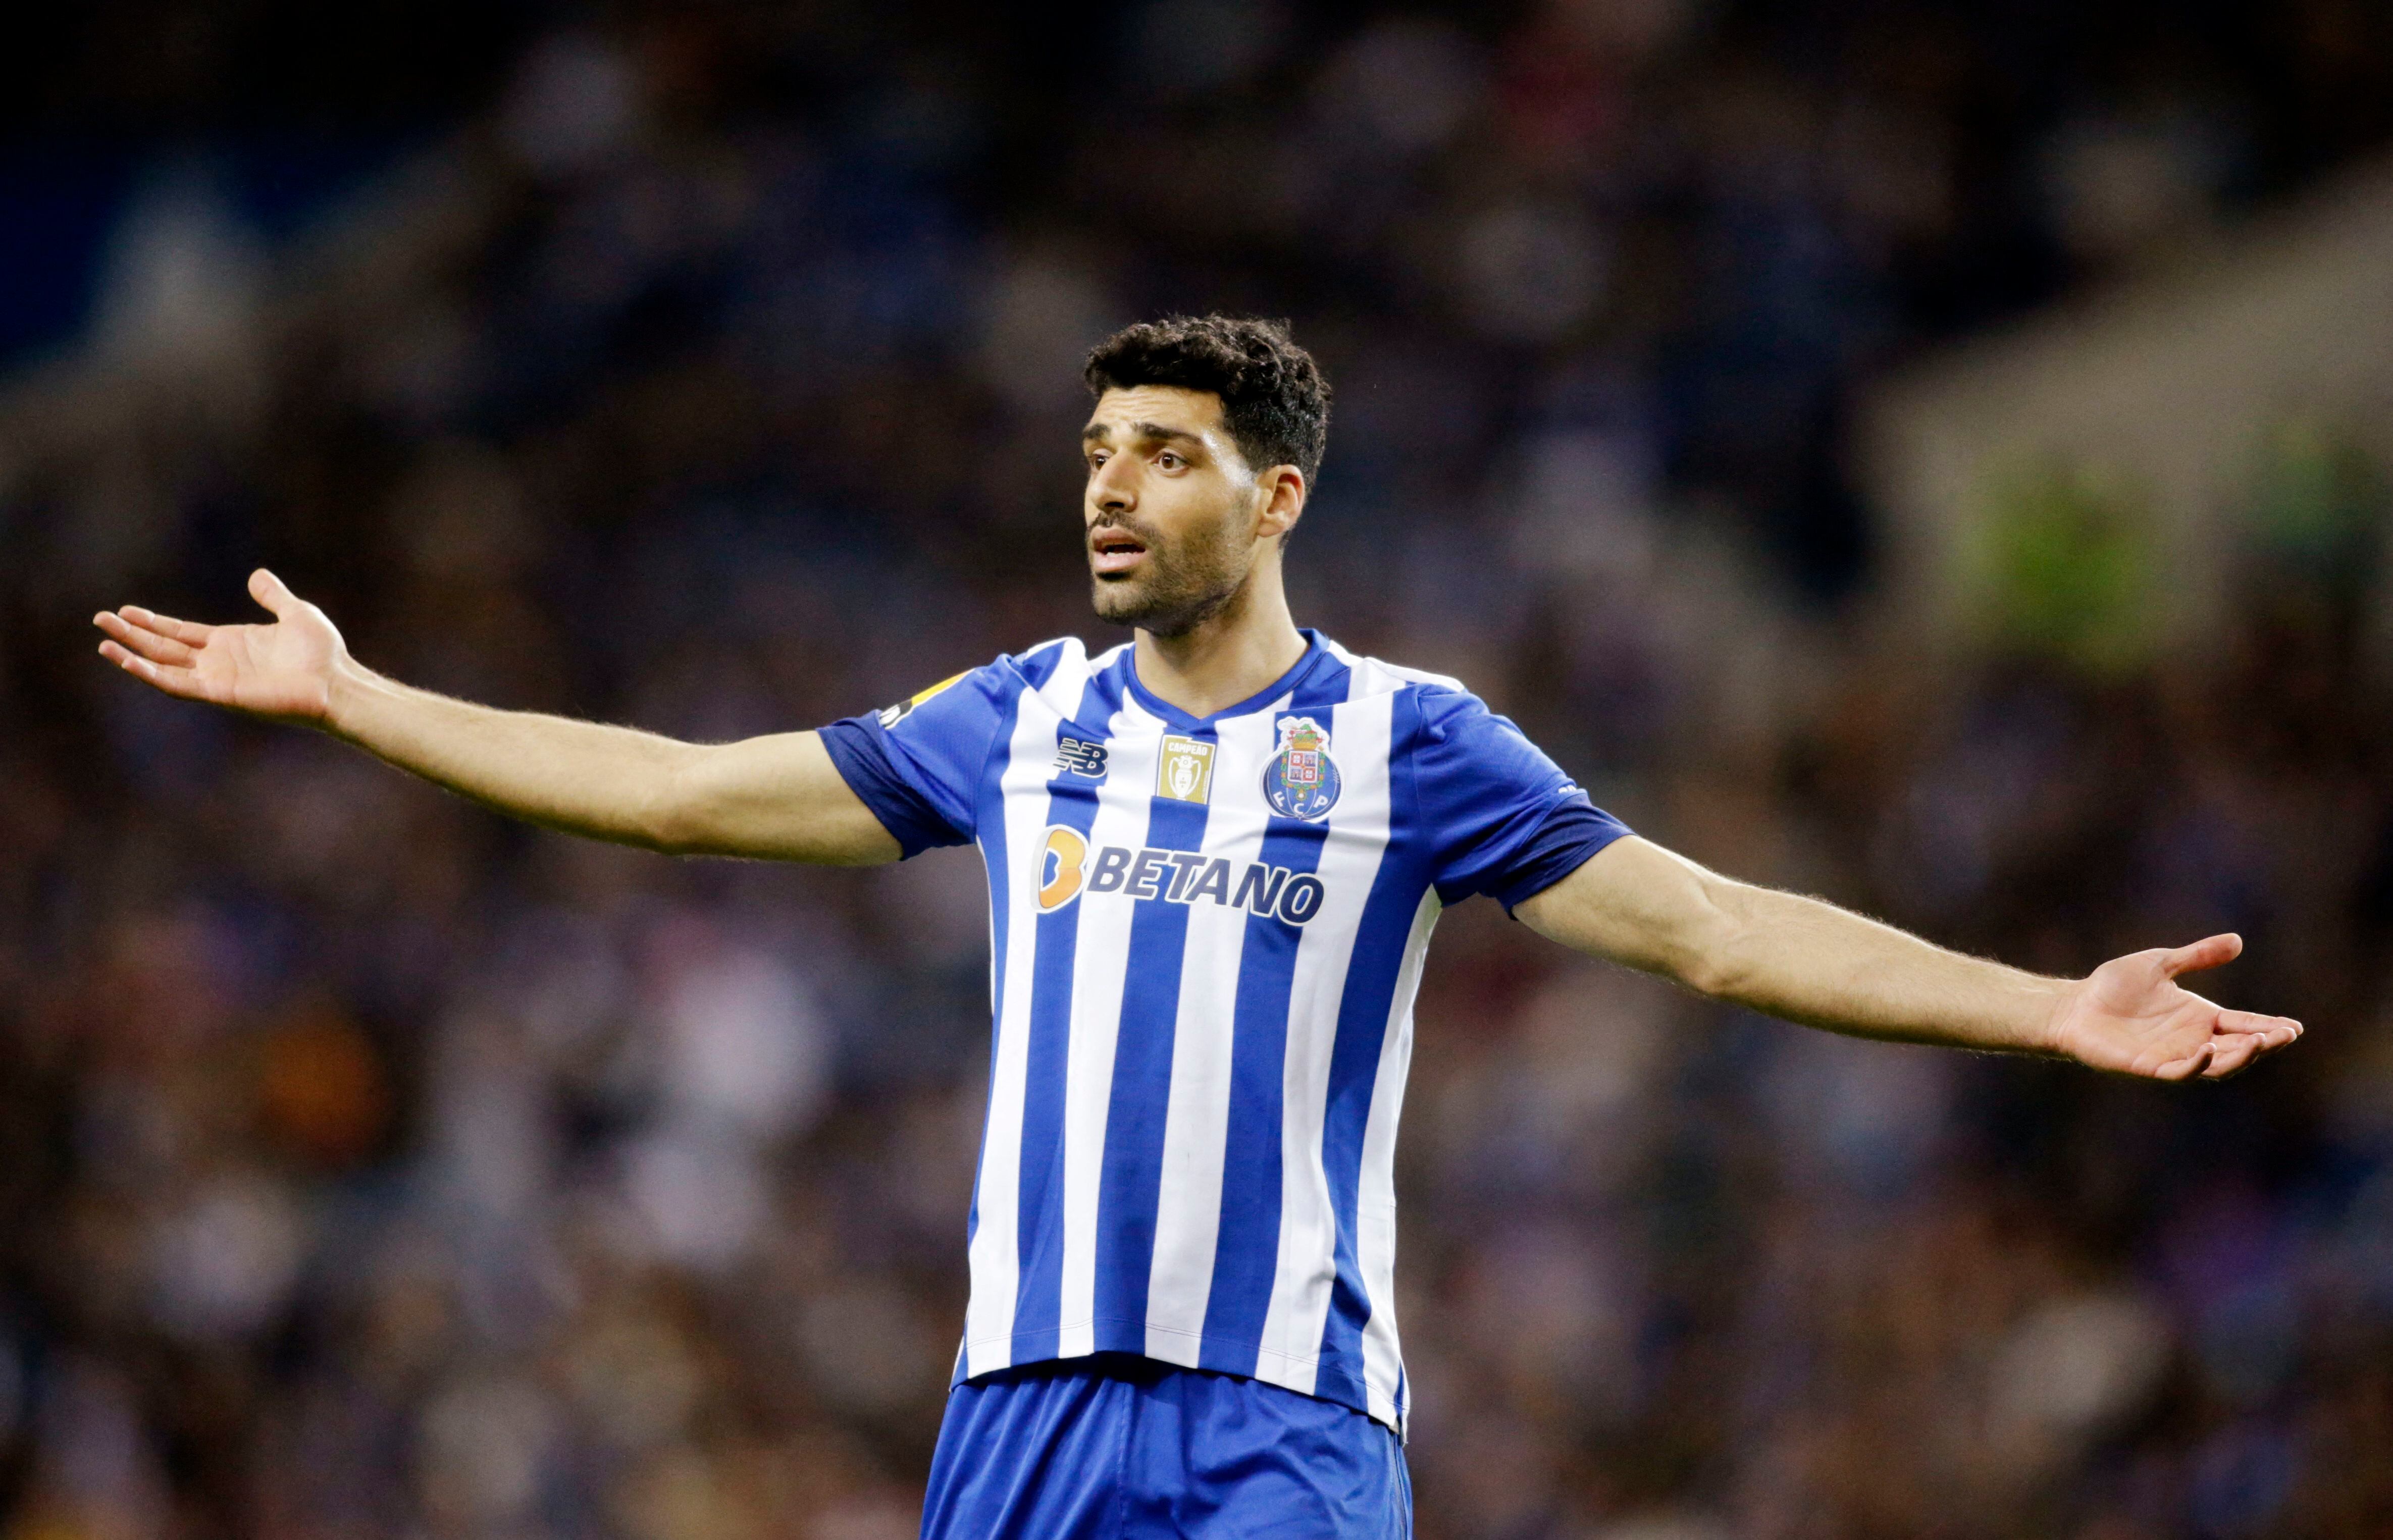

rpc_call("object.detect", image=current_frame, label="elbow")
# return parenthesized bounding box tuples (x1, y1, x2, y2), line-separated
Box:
(636, 751, 708, 856)
(1674, 946, 1741, 1000)
(1669, 876, 1755, 999)
(640, 816, 695, 858)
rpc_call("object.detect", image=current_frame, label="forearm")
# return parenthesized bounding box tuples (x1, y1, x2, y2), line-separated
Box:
(96, 572, 895, 863)
(1691, 882, 2067, 1054)
(1519, 839, 2068, 1055)
(326, 658, 697, 849)
(1523, 838, 2297, 1081)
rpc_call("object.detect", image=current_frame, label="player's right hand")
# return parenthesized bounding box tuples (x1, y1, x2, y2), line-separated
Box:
(95, 568, 346, 725)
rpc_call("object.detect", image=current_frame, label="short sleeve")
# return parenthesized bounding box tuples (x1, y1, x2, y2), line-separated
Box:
(818, 659, 1015, 857)
(1412, 688, 1631, 911)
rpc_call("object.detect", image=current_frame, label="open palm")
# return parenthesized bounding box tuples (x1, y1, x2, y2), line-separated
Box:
(94, 568, 345, 724)
(2049, 933, 2302, 1081)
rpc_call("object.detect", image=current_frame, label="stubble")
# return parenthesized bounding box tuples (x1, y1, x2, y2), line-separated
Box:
(1089, 513, 1250, 638)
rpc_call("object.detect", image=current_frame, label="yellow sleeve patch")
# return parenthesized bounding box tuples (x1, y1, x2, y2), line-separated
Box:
(908, 671, 968, 708)
(877, 670, 970, 728)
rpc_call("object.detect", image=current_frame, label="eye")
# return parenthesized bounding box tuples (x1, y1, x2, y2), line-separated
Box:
(1158, 451, 1183, 470)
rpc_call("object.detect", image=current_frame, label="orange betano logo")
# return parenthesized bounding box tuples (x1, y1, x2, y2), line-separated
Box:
(1037, 826, 1088, 911)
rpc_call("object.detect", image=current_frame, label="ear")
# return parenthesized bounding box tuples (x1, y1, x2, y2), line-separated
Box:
(1255, 465, 1307, 545)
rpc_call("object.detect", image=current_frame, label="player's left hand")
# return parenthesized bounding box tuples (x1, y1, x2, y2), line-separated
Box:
(2045, 933, 2302, 1081)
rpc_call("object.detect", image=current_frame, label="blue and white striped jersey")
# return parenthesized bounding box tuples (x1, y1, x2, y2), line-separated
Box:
(822, 631, 1627, 1433)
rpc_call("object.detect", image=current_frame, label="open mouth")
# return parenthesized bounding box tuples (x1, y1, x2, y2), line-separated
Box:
(1089, 529, 1149, 577)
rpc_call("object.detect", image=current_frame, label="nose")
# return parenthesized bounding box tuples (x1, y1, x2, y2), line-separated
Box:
(1089, 454, 1136, 516)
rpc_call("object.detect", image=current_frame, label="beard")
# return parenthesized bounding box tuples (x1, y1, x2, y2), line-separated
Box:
(1088, 512, 1250, 638)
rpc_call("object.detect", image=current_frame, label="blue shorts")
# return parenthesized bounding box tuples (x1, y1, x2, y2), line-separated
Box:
(920, 1355, 1411, 1539)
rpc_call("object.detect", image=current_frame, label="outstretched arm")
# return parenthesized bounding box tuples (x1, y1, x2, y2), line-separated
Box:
(1515, 835, 2303, 1081)
(95, 569, 900, 865)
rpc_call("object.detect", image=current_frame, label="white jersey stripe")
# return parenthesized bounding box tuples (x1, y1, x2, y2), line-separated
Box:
(1358, 887, 1439, 1428)
(961, 642, 1093, 1374)
(1055, 700, 1159, 1355)
(1255, 687, 1396, 1390)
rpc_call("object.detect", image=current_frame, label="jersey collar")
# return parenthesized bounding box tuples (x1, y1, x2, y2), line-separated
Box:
(1121, 628, 1331, 733)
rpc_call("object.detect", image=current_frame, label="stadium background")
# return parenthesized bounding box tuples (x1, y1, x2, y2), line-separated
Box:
(4, 2, 2392, 1535)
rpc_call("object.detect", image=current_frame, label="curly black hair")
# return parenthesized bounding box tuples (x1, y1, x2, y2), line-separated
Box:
(1083, 315, 1331, 484)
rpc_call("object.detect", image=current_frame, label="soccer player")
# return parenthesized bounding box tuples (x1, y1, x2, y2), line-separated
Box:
(96, 315, 2301, 1539)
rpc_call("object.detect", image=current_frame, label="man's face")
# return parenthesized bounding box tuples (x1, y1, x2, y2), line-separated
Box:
(1080, 386, 1271, 636)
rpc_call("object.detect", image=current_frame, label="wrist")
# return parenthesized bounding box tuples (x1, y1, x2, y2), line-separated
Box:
(322, 653, 378, 738)
(2028, 975, 2082, 1059)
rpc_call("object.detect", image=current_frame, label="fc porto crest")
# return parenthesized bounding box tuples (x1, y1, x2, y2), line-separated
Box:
(1263, 715, 1341, 821)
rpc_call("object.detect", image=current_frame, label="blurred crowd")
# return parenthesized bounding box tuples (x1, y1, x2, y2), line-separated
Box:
(4, 2, 2393, 1537)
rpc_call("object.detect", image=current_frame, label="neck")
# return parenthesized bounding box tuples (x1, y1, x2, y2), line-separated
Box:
(1131, 562, 1308, 718)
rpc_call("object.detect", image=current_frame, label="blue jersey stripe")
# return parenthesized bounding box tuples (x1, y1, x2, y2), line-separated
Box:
(1310, 691, 1426, 1406)
(1196, 654, 1355, 1368)
(1090, 751, 1213, 1341)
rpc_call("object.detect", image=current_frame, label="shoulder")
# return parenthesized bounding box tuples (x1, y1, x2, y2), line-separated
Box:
(1318, 641, 1566, 802)
(995, 635, 1133, 717)
(1001, 635, 1098, 687)
(1316, 638, 1483, 735)
(883, 636, 1126, 724)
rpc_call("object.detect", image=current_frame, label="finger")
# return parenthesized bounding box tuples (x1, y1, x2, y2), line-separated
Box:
(98, 606, 194, 643)
(2203, 1034, 2284, 1080)
(2217, 1010, 2302, 1045)
(2199, 1034, 2264, 1080)
(98, 640, 204, 698)
(2160, 933, 2242, 979)
(94, 611, 198, 666)
(2151, 1041, 2213, 1082)
(249, 567, 297, 619)
(117, 605, 213, 645)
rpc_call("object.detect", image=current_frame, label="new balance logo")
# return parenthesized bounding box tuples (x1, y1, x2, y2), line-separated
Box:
(1054, 737, 1110, 779)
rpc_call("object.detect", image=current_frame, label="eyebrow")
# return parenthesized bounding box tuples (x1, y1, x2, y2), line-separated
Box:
(1081, 420, 1206, 448)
